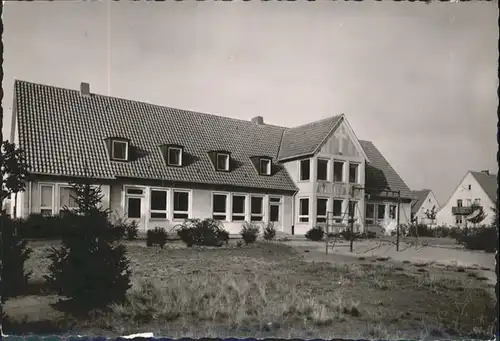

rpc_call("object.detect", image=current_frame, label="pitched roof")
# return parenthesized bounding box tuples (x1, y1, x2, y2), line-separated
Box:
(14, 80, 297, 191)
(359, 140, 414, 199)
(470, 171, 497, 204)
(410, 189, 431, 214)
(278, 115, 343, 161)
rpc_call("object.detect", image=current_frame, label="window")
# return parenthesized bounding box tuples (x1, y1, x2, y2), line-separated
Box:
(259, 159, 271, 175)
(456, 216, 463, 224)
(173, 191, 189, 219)
(365, 203, 375, 225)
(349, 163, 359, 183)
(150, 189, 168, 219)
(377, 204, 385, 221)
(59, 186, 78, 211)
(40, 184, 54, 216)
(217, 153, 230, 171)
(213, 194, 228, 220)
(232, 195, 246, 221)
(316, 159, 329, 181)
(299, 198, 309, 223)
(333, 161, 344, 182)
(127, 197, 141, 219)
(389, 205, 397, 219)
(270, 205, 280, 222)
(167, 147, 182, 166)
(468, 185, 471, 190)
(251, 196, 264, 221)
(457, 199, 463, 207)
(269, 197, 281, 203)
(317, 198, 328, 223)
(466, 199, 472, 207)
(112, 140, 128, 161)
(473, 198, 481, 206)
(332, 200, 343, 223)
(348, 201, 357, 222)
(127, 188, 144, 195)
(299, 159, 310, 181)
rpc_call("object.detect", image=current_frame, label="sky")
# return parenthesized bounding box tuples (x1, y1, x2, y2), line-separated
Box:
(2, 1, 498, 206)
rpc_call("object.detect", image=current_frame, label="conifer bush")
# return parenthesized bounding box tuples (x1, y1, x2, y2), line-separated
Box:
(240, 222, 260, 244)
(44, 178, 131, 310)
(305, 226, 324, 241)
(146, 227, 167, 248)
(263, 222, 277, 241)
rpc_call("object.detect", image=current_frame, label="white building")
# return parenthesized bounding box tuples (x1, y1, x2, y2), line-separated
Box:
(411, 189, 440, 226)
(436, 170, 497, 227)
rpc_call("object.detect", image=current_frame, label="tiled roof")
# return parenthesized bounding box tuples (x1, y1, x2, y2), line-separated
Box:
(278, 115, 343, 161)
(14, 80, 298, 191)
(470, 171, 497, 204)
(359, 140, 414, 200)
(410, 189, 431, 214)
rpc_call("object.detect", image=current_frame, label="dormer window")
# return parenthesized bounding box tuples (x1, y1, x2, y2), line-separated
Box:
(112, 140, 128, 160)
(259, 158, 271, 175)
(167, 147, 183, 166)
(217, 153, 230, 171)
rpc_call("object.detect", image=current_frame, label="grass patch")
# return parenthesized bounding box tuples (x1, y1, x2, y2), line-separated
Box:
(5, 241, 496, 339)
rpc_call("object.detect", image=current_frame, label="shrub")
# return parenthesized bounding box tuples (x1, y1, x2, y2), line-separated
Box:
(240, 222, 260, 244)
(458, 225, 497, 253)
(146, 227, 167, 248)
(408, 224, 434, 237)
(305, 226, 324, 241)
(15, 214, 71, 239)
(177, 218, 228, 247)
(0, 215, 32, 301)
(263, 222, 277, 241)
(44, 179, 131, 310)
(113, 217, 139, 241)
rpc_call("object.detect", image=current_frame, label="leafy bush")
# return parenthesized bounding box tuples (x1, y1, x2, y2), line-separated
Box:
(113, 217, 139, 241)
(0, 215, 32, 301)
(240, 222, 260, 244)
(458, 225, 497, 253)
(14, 214, 71, 239)
(44, 180, 131, 310)
(146, 227, 167, 248)
(263, 222, 277, 241)
(408, 224, 434, 237)
(177, 218, 228, 247)
(305, 226, 324, 241)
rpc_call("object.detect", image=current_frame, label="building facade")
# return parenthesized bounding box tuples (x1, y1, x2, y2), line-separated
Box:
(10, 80, 414, 235)
(436, 170, 497, 227)
(411, 189, 440, 226)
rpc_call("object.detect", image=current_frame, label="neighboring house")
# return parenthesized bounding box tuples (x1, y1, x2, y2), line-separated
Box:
(10, 80, 414, 235)
(436, 170, 497, 227)
(410, 189, 440, 226)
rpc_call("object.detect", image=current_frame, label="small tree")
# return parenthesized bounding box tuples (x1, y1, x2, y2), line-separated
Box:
(425, 206, 437, 227)
(45, 174, 131, 310)
(0, 141, 30, 319)
(466, 205, 487, 227)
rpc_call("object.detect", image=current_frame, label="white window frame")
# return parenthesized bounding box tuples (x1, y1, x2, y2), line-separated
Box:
(333, 160, 344, 182)
(332, 199, 344, 223)
(250, 195, 265, 222)
(298, 197, 310, 223)
(348, 162, 359, 184)
(376, 204, 386, 224)
(474, 198, 481, 206)
(316, 158, 330, 181)
(123, 185, 145, 220)
(167, 147, 183, 167)
(316, 197, 329, 223)
(365, 203, 375, 225)
(269, 196, 282, 223)
(299, 159, 311, 182)
(212, 192, 229, 221)
(58, 185, 79, 212)
(259, 158, 272, 175)
(39, 183, 55, 215)
(216, 153, 230, 171)
(456, 215, 463, 224)
(172, 189, 191, 221)
(231, 194, 247, 221)
(150, 188, 169, 220)
(112, 140, 129, 161)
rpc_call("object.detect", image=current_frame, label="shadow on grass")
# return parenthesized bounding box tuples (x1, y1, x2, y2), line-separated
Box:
(3, 318, 69, 335)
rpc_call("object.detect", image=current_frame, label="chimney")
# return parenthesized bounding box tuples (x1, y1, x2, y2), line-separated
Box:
(80, 82, 90, 97)
(481, 170, 490, 175)
(251, 116, 264, 125)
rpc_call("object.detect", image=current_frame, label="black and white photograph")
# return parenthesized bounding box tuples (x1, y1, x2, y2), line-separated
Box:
(0, 0, 498, 339)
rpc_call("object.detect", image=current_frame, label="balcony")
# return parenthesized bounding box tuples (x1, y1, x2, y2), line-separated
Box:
(316, 182, 364, 199)
(452, 206, 474, 215)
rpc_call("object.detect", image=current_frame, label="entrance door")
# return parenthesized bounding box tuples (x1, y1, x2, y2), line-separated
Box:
(125, 187, 146, 231)
(269, 196, 282, 231)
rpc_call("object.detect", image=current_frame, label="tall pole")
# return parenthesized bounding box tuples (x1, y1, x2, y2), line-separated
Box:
(349, 200, 356, 252)
(396, 190, 401, 252)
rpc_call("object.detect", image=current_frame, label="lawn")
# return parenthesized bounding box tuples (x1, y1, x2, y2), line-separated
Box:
(4, 240, 496, 339)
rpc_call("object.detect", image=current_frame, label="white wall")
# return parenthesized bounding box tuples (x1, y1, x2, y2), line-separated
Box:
(414, 191, 440, 226)
(436, 172, 495, 227)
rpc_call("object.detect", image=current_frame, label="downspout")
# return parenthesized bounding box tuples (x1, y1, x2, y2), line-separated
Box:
(291, 189, 298, 235)
(28, 181, 32, 216)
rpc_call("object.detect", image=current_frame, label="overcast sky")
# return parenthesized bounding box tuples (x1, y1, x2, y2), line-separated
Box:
(2, 1, 498, 206)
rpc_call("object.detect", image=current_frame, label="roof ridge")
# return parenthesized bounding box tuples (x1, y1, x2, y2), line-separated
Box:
(14, 79, 288, 130)
(286, 114, 343, 131)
